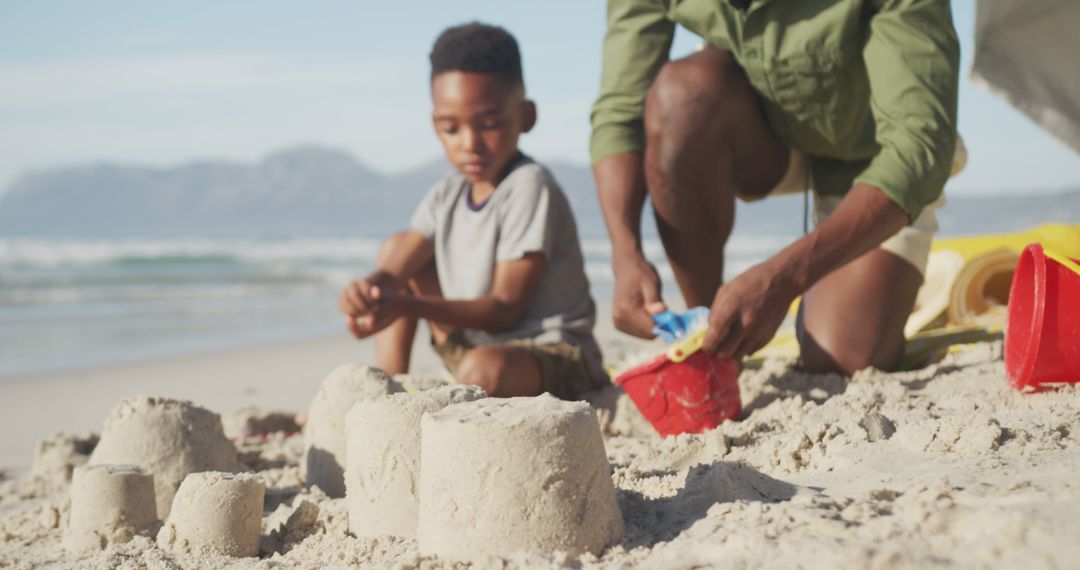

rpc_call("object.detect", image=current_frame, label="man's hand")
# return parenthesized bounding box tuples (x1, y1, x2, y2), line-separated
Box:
(703, 260, 797, 360)
(593, 153, 660, 338)
(611, 253, 667, 338)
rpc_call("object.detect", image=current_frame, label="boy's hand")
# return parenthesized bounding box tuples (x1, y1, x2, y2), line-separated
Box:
(347, 286, 404, 339)
(612, 253, 667, 338)
(340, 277, 401, 339)
(703, 261, 797, 360)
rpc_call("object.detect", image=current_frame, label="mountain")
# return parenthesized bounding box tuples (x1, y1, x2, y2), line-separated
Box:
(1, 146, 1077, 238)
(0, 146, 415, 237)
(0, 148, 607, 238)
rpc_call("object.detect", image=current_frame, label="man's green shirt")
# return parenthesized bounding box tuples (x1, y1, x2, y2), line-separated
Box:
(590, 0, 960, 220)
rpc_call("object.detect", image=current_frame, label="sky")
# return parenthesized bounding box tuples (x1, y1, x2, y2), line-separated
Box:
(1, 1, 1079, 197)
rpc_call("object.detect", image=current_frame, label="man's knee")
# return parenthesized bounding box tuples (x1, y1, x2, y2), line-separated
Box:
(644, 48, 746, 137)
(799, 327, 903, 375)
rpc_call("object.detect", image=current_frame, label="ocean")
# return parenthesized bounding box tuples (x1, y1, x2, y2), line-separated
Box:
(0, 234, 790, 378)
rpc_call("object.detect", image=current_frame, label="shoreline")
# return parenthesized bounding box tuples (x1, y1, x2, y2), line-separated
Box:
(0, 324, 344, 382)
(0, 331, 443, 470)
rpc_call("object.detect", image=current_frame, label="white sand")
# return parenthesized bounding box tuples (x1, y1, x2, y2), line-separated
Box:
(2, 319, 1079, 568)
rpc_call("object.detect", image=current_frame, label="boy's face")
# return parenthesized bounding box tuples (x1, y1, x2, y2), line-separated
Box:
(431, 72, 536, 187)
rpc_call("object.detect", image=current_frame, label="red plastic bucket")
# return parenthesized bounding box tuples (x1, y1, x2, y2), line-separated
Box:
(1005, 243, 1080, 390)
(614, 350, 740, 437)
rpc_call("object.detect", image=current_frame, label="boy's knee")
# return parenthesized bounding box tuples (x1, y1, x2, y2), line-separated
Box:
(456, 347, 511, 395)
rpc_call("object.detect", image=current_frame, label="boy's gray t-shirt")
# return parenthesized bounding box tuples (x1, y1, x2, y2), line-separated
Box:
(409, 156, 606, 382)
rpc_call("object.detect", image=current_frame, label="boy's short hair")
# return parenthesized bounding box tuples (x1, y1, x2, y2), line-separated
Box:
(430, 22, 523, 87)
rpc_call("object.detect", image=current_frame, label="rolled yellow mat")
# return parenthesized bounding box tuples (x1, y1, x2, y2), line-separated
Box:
(946, 248, 1017, 329)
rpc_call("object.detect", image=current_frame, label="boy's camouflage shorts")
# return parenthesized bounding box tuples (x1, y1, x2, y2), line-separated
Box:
(432, 330, 609, 400)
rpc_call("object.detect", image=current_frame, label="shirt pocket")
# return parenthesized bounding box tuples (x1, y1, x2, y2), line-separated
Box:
(769, 48, 861, 150)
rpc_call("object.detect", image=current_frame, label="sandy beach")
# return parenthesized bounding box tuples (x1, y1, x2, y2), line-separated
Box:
(2, 310, 1079, 568)
(0, 333, 407, 472)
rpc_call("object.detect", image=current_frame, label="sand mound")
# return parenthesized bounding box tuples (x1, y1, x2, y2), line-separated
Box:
(345, 384, 485, 538)
(88, 396, 242, 518)
(64, 464, 157, 553)
(302, 364, 401, 498)
(157, 471, 265, 558)
(29, 432, 98, 491)
(418, 395, 624, 560)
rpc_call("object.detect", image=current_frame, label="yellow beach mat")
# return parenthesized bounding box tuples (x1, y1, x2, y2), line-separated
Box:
(907, 223, 1080, 337)
(898, 324, 1003, 370)
(931, 223, 1080, 260)
(743, 324, 1001, 371)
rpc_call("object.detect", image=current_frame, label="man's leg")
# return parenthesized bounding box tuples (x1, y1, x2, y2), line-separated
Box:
(798, 250, 923, 374)
(644, 47, 789, 307)
(798, 194, 940, 374)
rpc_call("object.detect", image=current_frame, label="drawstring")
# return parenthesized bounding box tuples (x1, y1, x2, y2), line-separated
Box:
(802, 164, 811, 235)
(802, 186, 809, 235)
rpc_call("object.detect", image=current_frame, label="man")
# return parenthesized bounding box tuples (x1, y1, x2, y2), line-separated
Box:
(590, 0, 960, 374)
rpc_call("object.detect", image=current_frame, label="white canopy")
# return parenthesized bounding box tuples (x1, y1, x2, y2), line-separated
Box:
(972, 0, 1080, 154)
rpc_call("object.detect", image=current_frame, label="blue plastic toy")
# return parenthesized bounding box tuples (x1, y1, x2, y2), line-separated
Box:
(651, 307, 710, 343)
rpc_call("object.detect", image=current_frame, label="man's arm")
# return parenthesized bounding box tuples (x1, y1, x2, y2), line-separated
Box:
(703, 184, 907, 357)
(594, 154, 667, 337)
(590, 0, 675, 163)
(590, 0, 675, 338)
(702, 0, 960, 358)
(854, 0, 960, 220)
(384, 253, 546, 333)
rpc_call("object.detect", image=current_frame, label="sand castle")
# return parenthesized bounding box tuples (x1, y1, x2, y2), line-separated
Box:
(88, 396, 243, 518)
(417, 394, 624, 561)
(156, 471, 265, 558)
(303, 363, 402, 498)
(64, 464, 158, 552)
(344, 384, 485, 538)
(37, 367, 628, 563)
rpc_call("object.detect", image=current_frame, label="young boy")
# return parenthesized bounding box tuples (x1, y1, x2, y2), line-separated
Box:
(339, 22, 608, 399)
